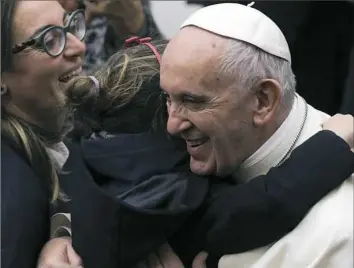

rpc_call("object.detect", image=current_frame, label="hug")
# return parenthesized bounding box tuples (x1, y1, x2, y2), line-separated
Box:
(1, 1, 354, 268)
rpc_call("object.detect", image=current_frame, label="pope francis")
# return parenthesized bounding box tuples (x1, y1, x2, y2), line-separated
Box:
(160, 2, 354, 268)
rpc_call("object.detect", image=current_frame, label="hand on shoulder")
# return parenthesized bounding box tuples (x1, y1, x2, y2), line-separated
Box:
(322, 114, 354, 150)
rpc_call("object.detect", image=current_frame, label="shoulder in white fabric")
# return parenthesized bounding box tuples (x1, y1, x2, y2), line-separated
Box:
(180, 3, 291, 63)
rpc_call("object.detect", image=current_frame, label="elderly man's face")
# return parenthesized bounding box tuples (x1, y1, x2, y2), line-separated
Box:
(161, 27, 257, 176)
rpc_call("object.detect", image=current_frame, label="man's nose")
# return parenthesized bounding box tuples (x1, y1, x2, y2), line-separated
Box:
(167, 112, 192, 136)
(63, 33, 86, 59)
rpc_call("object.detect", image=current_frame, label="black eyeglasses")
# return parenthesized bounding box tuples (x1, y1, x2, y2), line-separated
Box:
(12, 9, 86, 57)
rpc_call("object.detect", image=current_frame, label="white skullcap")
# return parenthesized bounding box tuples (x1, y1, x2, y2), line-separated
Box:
(180, 3, 291, 63)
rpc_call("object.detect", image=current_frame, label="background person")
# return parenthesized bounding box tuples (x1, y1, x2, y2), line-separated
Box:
(58, 0, 162, 74)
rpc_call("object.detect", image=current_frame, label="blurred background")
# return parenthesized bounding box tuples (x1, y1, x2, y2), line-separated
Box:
(150, 1, 201, 38)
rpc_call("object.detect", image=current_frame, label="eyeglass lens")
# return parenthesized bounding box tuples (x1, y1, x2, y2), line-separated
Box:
(43, 11, 86, 56)
(43, 28, 66, 56)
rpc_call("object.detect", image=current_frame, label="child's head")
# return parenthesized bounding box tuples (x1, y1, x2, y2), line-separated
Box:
(67, 38, 168, 137)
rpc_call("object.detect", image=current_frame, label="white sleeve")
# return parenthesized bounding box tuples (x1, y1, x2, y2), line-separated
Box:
(219, 178, 353, 268)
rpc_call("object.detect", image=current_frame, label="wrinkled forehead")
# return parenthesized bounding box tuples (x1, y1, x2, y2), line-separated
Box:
(13, 1, 65, 41)
(161, 27, 230, 92)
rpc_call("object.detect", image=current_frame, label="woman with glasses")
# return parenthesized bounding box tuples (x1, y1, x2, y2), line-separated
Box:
(1, 1, 86, 267)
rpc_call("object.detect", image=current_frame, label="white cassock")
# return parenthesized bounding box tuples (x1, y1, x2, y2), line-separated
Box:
(219, 94, 353, 268)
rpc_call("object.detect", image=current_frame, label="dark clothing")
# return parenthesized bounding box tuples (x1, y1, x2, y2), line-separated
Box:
(2, 127, 353, 268)
(1, 135, 95, 268)
(170, 131, 354, 267)
(340, 43, 354, 116)
(187, 1, 354, 115)
(58, 133, 209, 268)
(61, 130, 354, 268)
(84, 0, 162, 74)
(1, 140, 51, 268)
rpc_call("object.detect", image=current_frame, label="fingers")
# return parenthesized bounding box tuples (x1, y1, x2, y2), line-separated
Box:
(83, 0, 113, 23)
(157, 243, 184, 268)
(147, 253, 164, 268)
(192, 251, 208, 268)
(322, 114, 354, 148)
(38, 264, 83, 268)
(83, 0, 109, 13)
(66, 245, 83, 267)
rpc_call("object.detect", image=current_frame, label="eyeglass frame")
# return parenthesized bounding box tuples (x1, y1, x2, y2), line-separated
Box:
(12, 9, 86, 57)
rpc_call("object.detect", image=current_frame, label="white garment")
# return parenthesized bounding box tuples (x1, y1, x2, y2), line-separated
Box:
(220, 94, 354, 268)
(45, 141, 69, 172)
(180, 3, 291, 63)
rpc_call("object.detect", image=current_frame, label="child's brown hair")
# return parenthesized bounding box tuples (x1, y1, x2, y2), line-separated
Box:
(67, 39, 169, 137)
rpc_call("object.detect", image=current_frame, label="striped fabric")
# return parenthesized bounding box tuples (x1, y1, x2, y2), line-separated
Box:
(83, 0, 162, 74)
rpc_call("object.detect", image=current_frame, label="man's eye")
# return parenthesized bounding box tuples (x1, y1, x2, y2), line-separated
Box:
(182, 96, 203, 104)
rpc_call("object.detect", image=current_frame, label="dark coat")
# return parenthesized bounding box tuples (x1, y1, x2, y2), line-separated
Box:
(340, 42, 354, 116)
(58, 133, 209, 268)
(61, 130, 354, 268)
(187, 1, 354, 115)
(1, 138, 51, 268)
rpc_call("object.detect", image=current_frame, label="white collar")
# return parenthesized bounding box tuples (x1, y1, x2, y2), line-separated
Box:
(233, 94, 308, 182)
(45, 142, 70, 171)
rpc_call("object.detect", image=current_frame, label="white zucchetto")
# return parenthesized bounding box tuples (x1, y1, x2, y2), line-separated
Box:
(180, 3, 291, 63)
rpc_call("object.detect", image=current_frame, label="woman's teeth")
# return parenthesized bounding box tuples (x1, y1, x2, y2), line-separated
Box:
(59, 68, 81, 82)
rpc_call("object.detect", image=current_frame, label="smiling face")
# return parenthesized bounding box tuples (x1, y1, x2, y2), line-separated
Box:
(160, 27, 261, 176)
(2, 1, 86, 134)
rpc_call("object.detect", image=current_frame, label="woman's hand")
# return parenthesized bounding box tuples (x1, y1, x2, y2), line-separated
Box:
(192, 251, 208, 268)
(148, 243, 184, 268)
(37, 237, 83, 268)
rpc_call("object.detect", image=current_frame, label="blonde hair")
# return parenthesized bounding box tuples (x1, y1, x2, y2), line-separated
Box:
(1, 0, 68, 203)
(67, 39, 169, 136)
(1, 82, 68, 203)
(2, 115, 60, 202)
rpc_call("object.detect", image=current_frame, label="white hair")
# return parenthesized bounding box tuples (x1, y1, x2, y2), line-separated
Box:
(219, 39, 296, 109)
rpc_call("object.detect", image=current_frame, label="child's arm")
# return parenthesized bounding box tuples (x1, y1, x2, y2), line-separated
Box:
(203, 130, 353, 256)
(170, 130, 354, 266)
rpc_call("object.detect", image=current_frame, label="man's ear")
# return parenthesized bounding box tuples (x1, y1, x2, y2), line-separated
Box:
(252, 79, 282, 126)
